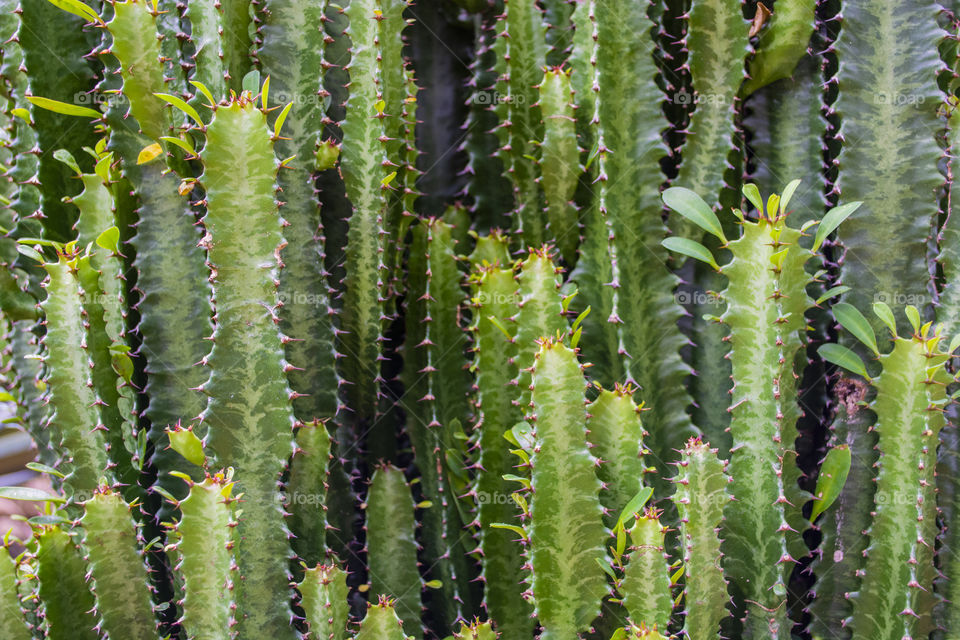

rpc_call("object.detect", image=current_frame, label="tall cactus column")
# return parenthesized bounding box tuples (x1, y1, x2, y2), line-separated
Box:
(197, 96, 297, 639)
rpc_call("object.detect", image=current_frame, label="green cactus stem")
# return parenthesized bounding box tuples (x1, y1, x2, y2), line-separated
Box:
(674, 437, 728, 640)
(168, 472, 236, 640)
(539, 67, 579, 264)
(355, 597, 413, 640)
(34, 526, 98, 640)
(0, 546, 30, 640)
(197, 96, 297, 639)
(366, 464, 422, 639)
(587, 385, 646, 528)
(620, 507, 673, 630)
(299, 563, 349, 640)
(526, 337, 608, 640)
(742, 0, 817, 96)
(287, 422, 332, 567)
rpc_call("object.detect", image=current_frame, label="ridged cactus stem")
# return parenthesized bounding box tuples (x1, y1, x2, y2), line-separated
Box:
(197, 97, 296, 639)
(493, 0, 546, 247)
(587, 385, 646, 528)
(355, 597, 413, 640)
(674, 437, 729, 640)
(340, 0, 408, 424)
(299, 563, 349, 640)
(286, 422, 332, 566)
(527, 337, 608, 640)
(619, 507, 673, 630)
(80, 488, 157, 640)
(40, 254, 111, 496)
(167, 473, 236, 640)
(0, 547, 30, 640)
(34, 526, 99, 640)
(539, 67, 579, 264)
(366, 464, 422, 639)
(468, 245, 534, 640)
(843, 318, 952, 640)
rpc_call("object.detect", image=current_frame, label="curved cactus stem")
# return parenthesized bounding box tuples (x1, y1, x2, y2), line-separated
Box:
(367, 464, 422, 639)
(620, 508, 673, 630)
(0, 547, 30, 640)
(287, 422, 332, 567)
(80, 489, 156, 640)
(355, 598, 413, 640)
(40, 255, 111, 496)
(742, 0, 817, 97)
(218, 0, 253, 91)
(169, 474, 235, 640)
(833, 0, 942, 327)
(198, 98, 296, 639)
(539, 67, 580, 265)
(299, 563, 349, 640)
(587, 385, 646, 528)
(528, 338, 608, 640)
(674, 437, 728, 640)
(35, 526, 99, 640)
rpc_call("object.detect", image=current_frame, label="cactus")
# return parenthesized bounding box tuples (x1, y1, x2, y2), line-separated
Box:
(34, 526, 99, 640)
(619, 507, 673, 630)
(299, 563, 349, 640)
(674, 438, 729, 640)
(167, 472, 236, 640)
(366, 464, 422, 639)
(355, 597, 414, 640)
(663, 182, 859, 635)
(0, 546, 31, 640)
(818, 306, 953, 639)
(525, 337, 608, 640)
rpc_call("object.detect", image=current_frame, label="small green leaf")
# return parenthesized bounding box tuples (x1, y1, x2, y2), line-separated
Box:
(662, 187, 727, 242)
(424, 580, 443, 589)
(833, 302, 879, 355)
(53, 149, 80, 175)
(154, 93, 204, 126)
(27, 95, 101, 119)
(905, 305, 921, 334)
(45, 0, 102, 24)
(596, 557, 616, 580)
(0, 487, 64, 502)
(95, 226, 120, 254)
(242, 70, 261, 95)
(661, 237, 719, 270)
(490, 523, 527, 539)
(111, 352, 134, 383)
(261, 75, 270, 110)
(811, 445, 852, 521)
(742, 183, 763, 215)
(94, 154, 112, 183)
(511, 422, 535, 450)
(16, 245, 44, 264)
(166, 427, 205, 467)
(779, 179, 802, 214)
(872, 301, 897, 336)
(616, 486, 654, 530)
(812, 201, 863, 252)
(818, 343, 869, 379)
(274, 102, 294, 138)
(816, 285, 851, 305)
(159, 136, 197, 157)
(26, 462, 65, 478)
(189, 81, 216, 106)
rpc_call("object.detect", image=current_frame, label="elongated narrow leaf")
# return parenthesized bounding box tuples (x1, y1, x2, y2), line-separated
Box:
(662, 187, 726, 242)
(811, 445, 852, 521)
(661, 237, 719, 270)
(833, 302, 879, 355)
(818, 343, 870, 379)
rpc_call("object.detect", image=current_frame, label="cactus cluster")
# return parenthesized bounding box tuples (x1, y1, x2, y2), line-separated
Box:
(0, 1, 959, 639)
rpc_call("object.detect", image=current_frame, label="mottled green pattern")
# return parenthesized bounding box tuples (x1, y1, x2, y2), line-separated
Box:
(834, 0, 942, 324)
(299, 564, 349, 640)
(35, 527, 99, 640)
(173, 476, 234, 640)
(528, 340, 607, 640)
(0, 548, 30, 640)
(587, 387, 645, 527)
(675, 439, 728, 640)
(742, 0, 816, 96)
(41, 257, 110, 495)
(199, 100, 296, 639)
(287, 423, 331, 566)
(850, 333, 950, 640)
(621, 512, 672, 630)
(355, 601, 412, 640)
(367, 465, 422, 638)
(80, 491, 156, 640)
(539, 68, 579, 264)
